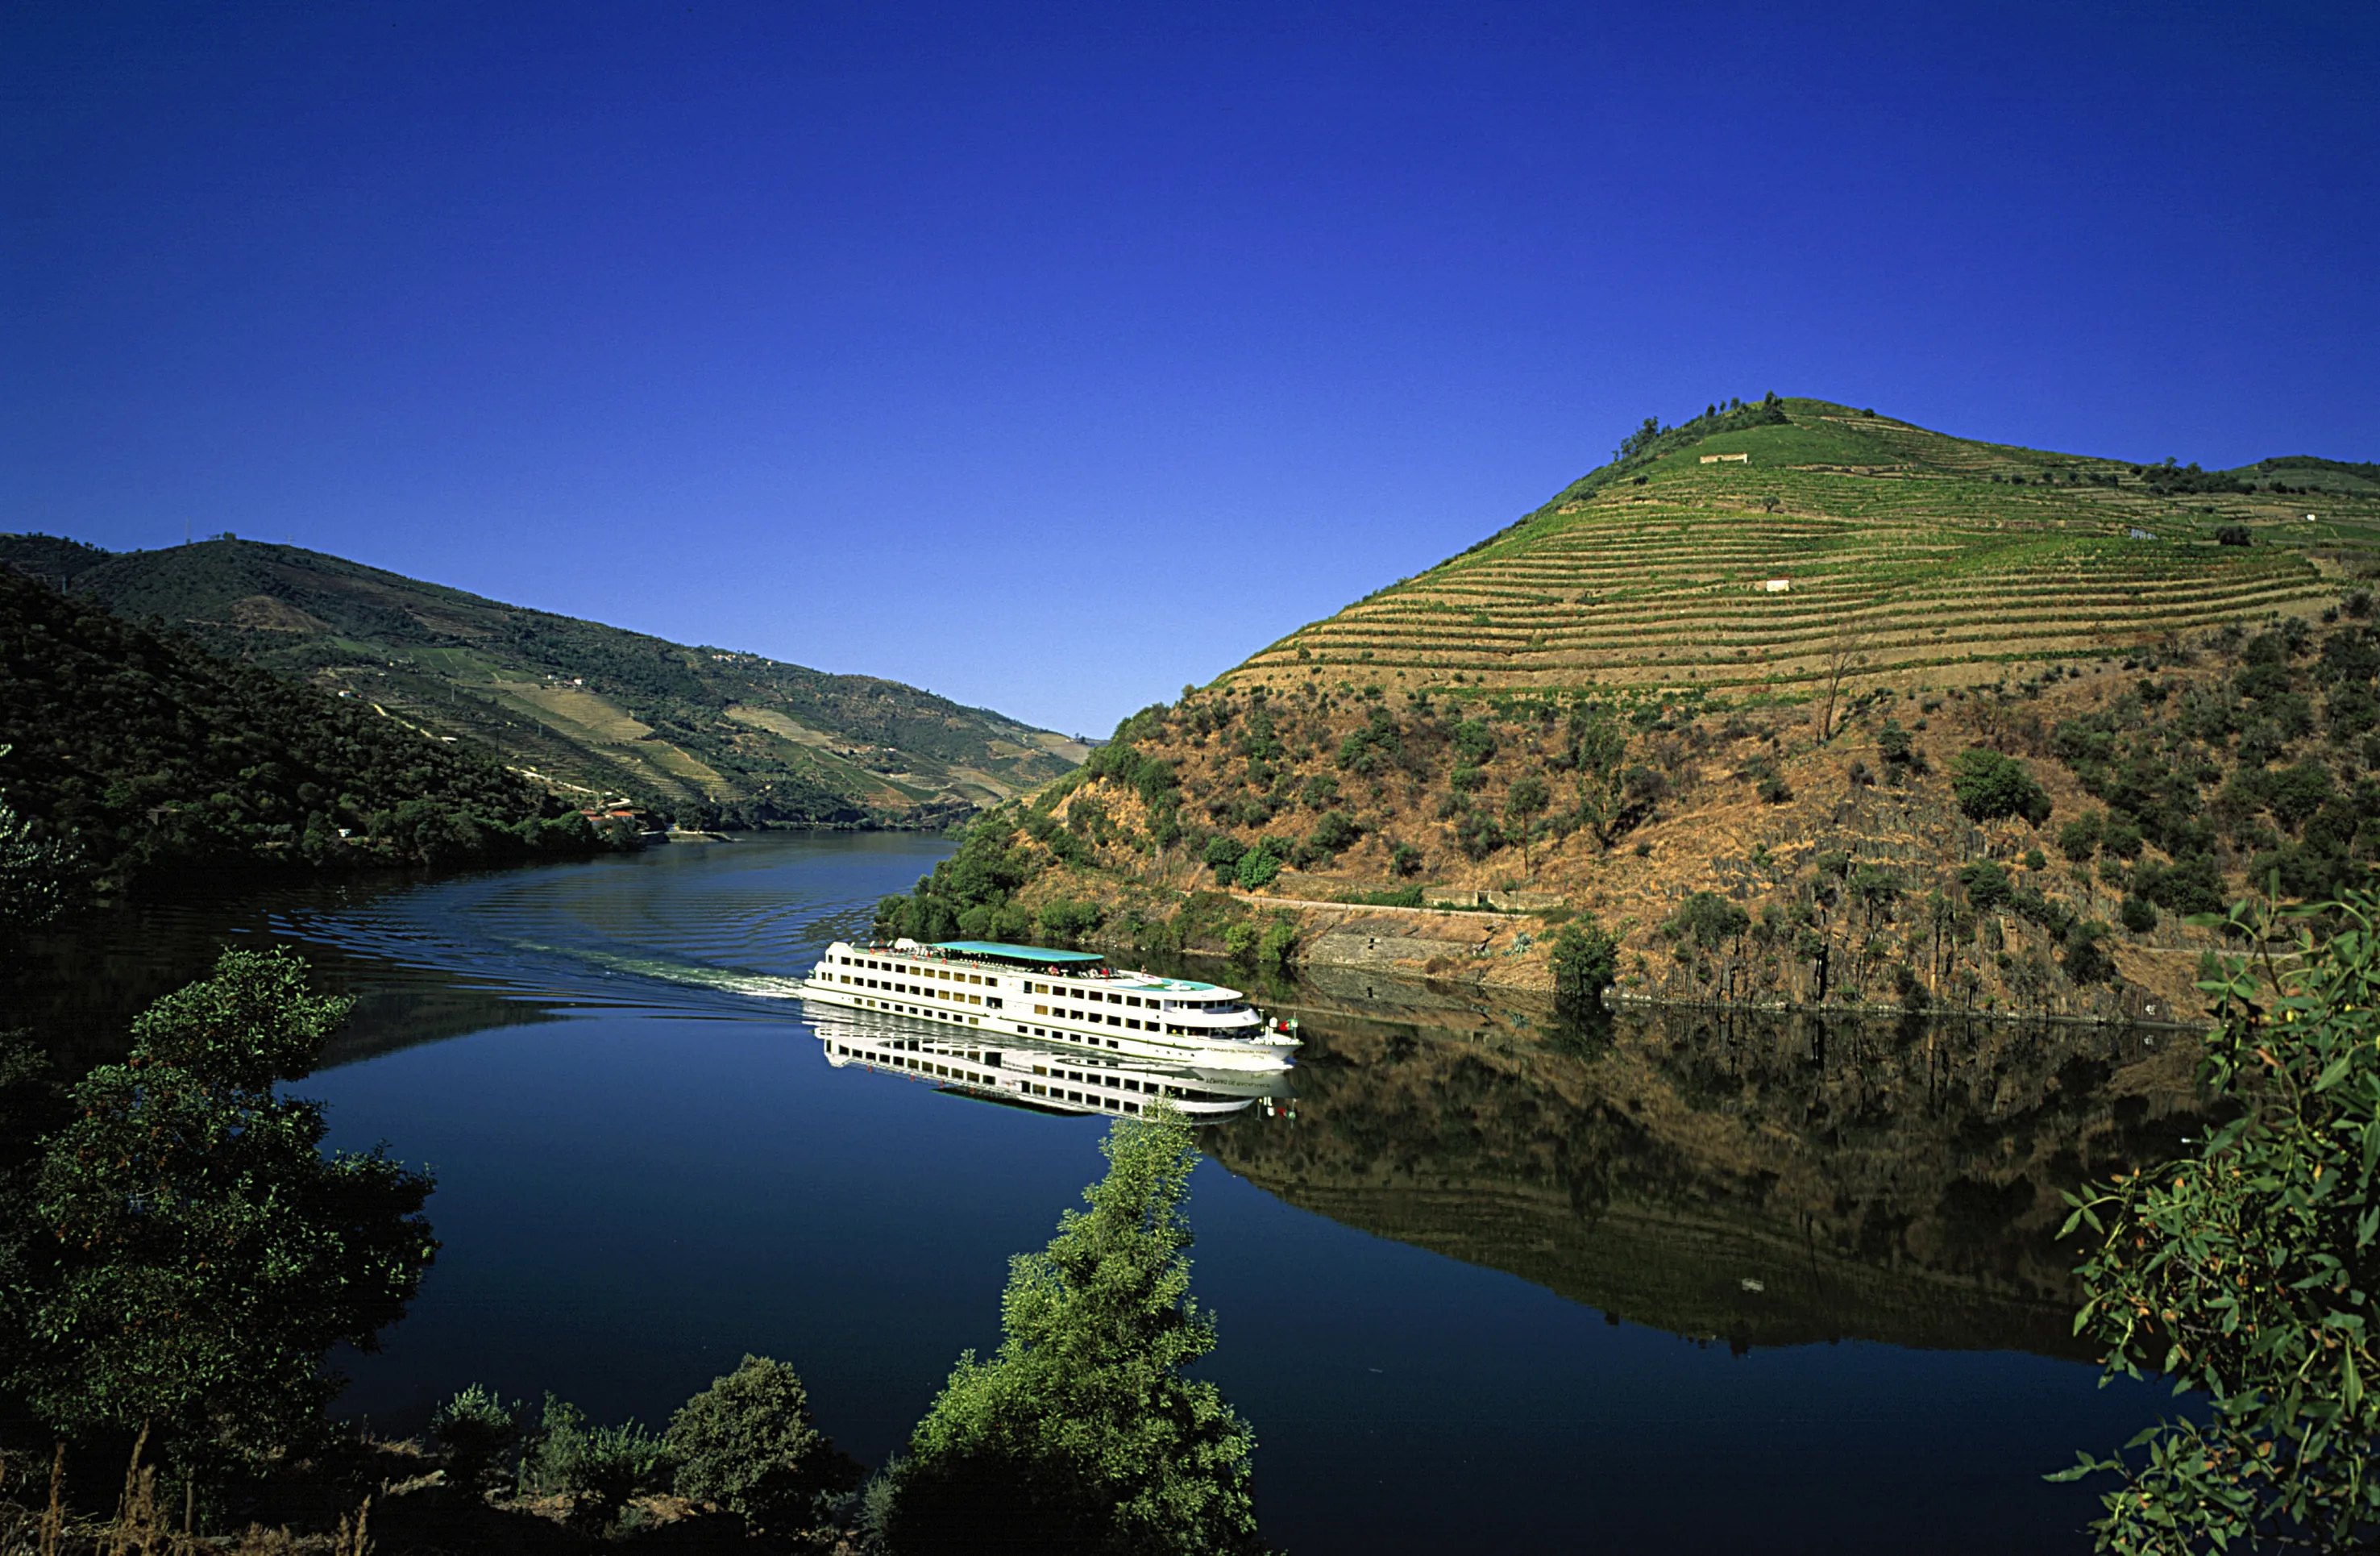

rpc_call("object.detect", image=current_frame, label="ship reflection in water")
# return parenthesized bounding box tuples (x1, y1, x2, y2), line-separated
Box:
(808, 1005, 1296, 1121)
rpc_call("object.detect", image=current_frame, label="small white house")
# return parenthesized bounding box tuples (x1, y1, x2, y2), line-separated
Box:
(1699, 451, 1751, 464)
(1761, 579, 1792, 593)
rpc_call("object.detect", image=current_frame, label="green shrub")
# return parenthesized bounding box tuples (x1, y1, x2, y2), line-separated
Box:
(667, 1355, 859, 1534)
(1452, 807, 1505, 861)
(1663, 891, 1748, 951)
(431, 1384, 522, 1496)
(1308, 810, 1361, 854)
(518, 1395, 671, 1533)
(2119, 896, 2158, 933)
(1223, 923, 1259, 962)
(1389, 841, 1422, 877)
(1234, 837, 1289, 890)
(1201, 836, 1246, 880)
(1551, 914, 1618, 1012)
(1950, 748, 2052, 825)
(1256, 922, 1298, 969)
(1956, 859, 2012, 911)
(1035, 899, 1104, 946)
(874, 1107, 1263, 1556)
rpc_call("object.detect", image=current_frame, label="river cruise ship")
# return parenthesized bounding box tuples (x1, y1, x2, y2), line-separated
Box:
(800, 938, 1299, 1074)
(808, 1005, 1289, 1119)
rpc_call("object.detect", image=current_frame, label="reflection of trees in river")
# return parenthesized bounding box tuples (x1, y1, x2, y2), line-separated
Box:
(1208, 968, 2207, 1357)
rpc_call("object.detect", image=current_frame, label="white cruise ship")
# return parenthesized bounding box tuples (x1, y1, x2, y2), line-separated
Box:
(808, 1004, 1290, 1119)
(799, 937, 1299, 1074)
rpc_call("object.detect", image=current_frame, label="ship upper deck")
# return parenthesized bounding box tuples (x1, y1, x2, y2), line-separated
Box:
(836, 938, 1240, 1000)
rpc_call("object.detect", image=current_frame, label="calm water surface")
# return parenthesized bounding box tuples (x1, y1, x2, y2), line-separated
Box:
(18, 834, 2193, 1554)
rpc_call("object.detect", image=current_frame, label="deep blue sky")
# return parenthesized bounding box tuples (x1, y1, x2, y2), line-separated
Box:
(6, 3, 2375, 735)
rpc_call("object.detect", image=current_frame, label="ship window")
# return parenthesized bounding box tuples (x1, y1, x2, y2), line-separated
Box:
(1126, 996, 1141, 1008)
(1125, 1019, 1140, 1030)
(1124, 1102, 1140, 1114)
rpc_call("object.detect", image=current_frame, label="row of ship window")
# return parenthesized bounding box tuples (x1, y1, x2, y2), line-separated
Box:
(837, 954, 991, 985)
(835, 973, 991, 1008)
(832, 955, 1236, 1019)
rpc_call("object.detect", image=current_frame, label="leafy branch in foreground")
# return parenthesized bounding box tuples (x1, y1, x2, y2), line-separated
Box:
(2054, 887, 2380, 1552)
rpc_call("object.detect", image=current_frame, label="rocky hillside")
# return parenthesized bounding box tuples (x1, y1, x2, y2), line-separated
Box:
(2, 534, 1084, 826)
(871, 401, 2378, 1021)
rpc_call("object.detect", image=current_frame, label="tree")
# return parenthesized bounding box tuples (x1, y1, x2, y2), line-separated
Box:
(1234, 837, 1289, 891)
(1664, 891, 1749, 952)
(0, 776, 81, 935)
(1551, 914, 1619, 1013)
(15, 947, 437, 1475)
(1307, 809, 1360, 855)
(1950, 748, 2054, 825)
(876, 1104, 1264, 1556)
(1818, 629, 1869, 743)
(2055, 890, 2380, 1552)
(1504, 774, 1550, 869)
(668, 1355, 859, 1535)
(1566, 713, 1630, 847)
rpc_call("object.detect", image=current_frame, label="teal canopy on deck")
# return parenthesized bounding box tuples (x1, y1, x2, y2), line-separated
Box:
(932, 940, 1107, 963)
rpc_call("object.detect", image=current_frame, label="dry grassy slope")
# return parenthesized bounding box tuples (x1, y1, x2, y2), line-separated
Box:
(1201, 984, 2202, 1353)
(1235, 399, 2378, 700)
(1034, 668, 2239, 1016)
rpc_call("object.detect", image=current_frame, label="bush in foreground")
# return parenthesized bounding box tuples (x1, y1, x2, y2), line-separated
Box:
(668, 1354, 859, 1534)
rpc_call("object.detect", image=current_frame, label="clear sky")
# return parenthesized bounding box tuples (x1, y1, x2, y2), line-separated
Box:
(5, 3, 2374, 737)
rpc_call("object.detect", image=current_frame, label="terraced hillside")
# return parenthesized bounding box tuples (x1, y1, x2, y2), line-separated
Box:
(1236, 399, 2380, 700)
(1, 535, 1085, 825)
(872, 397, 2377, 1021)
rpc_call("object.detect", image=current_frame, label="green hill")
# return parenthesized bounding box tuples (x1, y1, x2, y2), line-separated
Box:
(0, 535, 1085, 826)
(0, 568, 634, 889)
(1240, 396, 2378, 699)
(867, 397, 2377, 1023)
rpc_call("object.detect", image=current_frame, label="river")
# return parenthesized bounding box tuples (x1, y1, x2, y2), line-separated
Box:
(11, 832, 2194, 1553)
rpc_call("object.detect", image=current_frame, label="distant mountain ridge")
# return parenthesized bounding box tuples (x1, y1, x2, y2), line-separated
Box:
(0, 534, 1085, 826)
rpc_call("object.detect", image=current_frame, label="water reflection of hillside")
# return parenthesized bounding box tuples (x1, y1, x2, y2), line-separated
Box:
(1207, 965, 2206, 1358)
